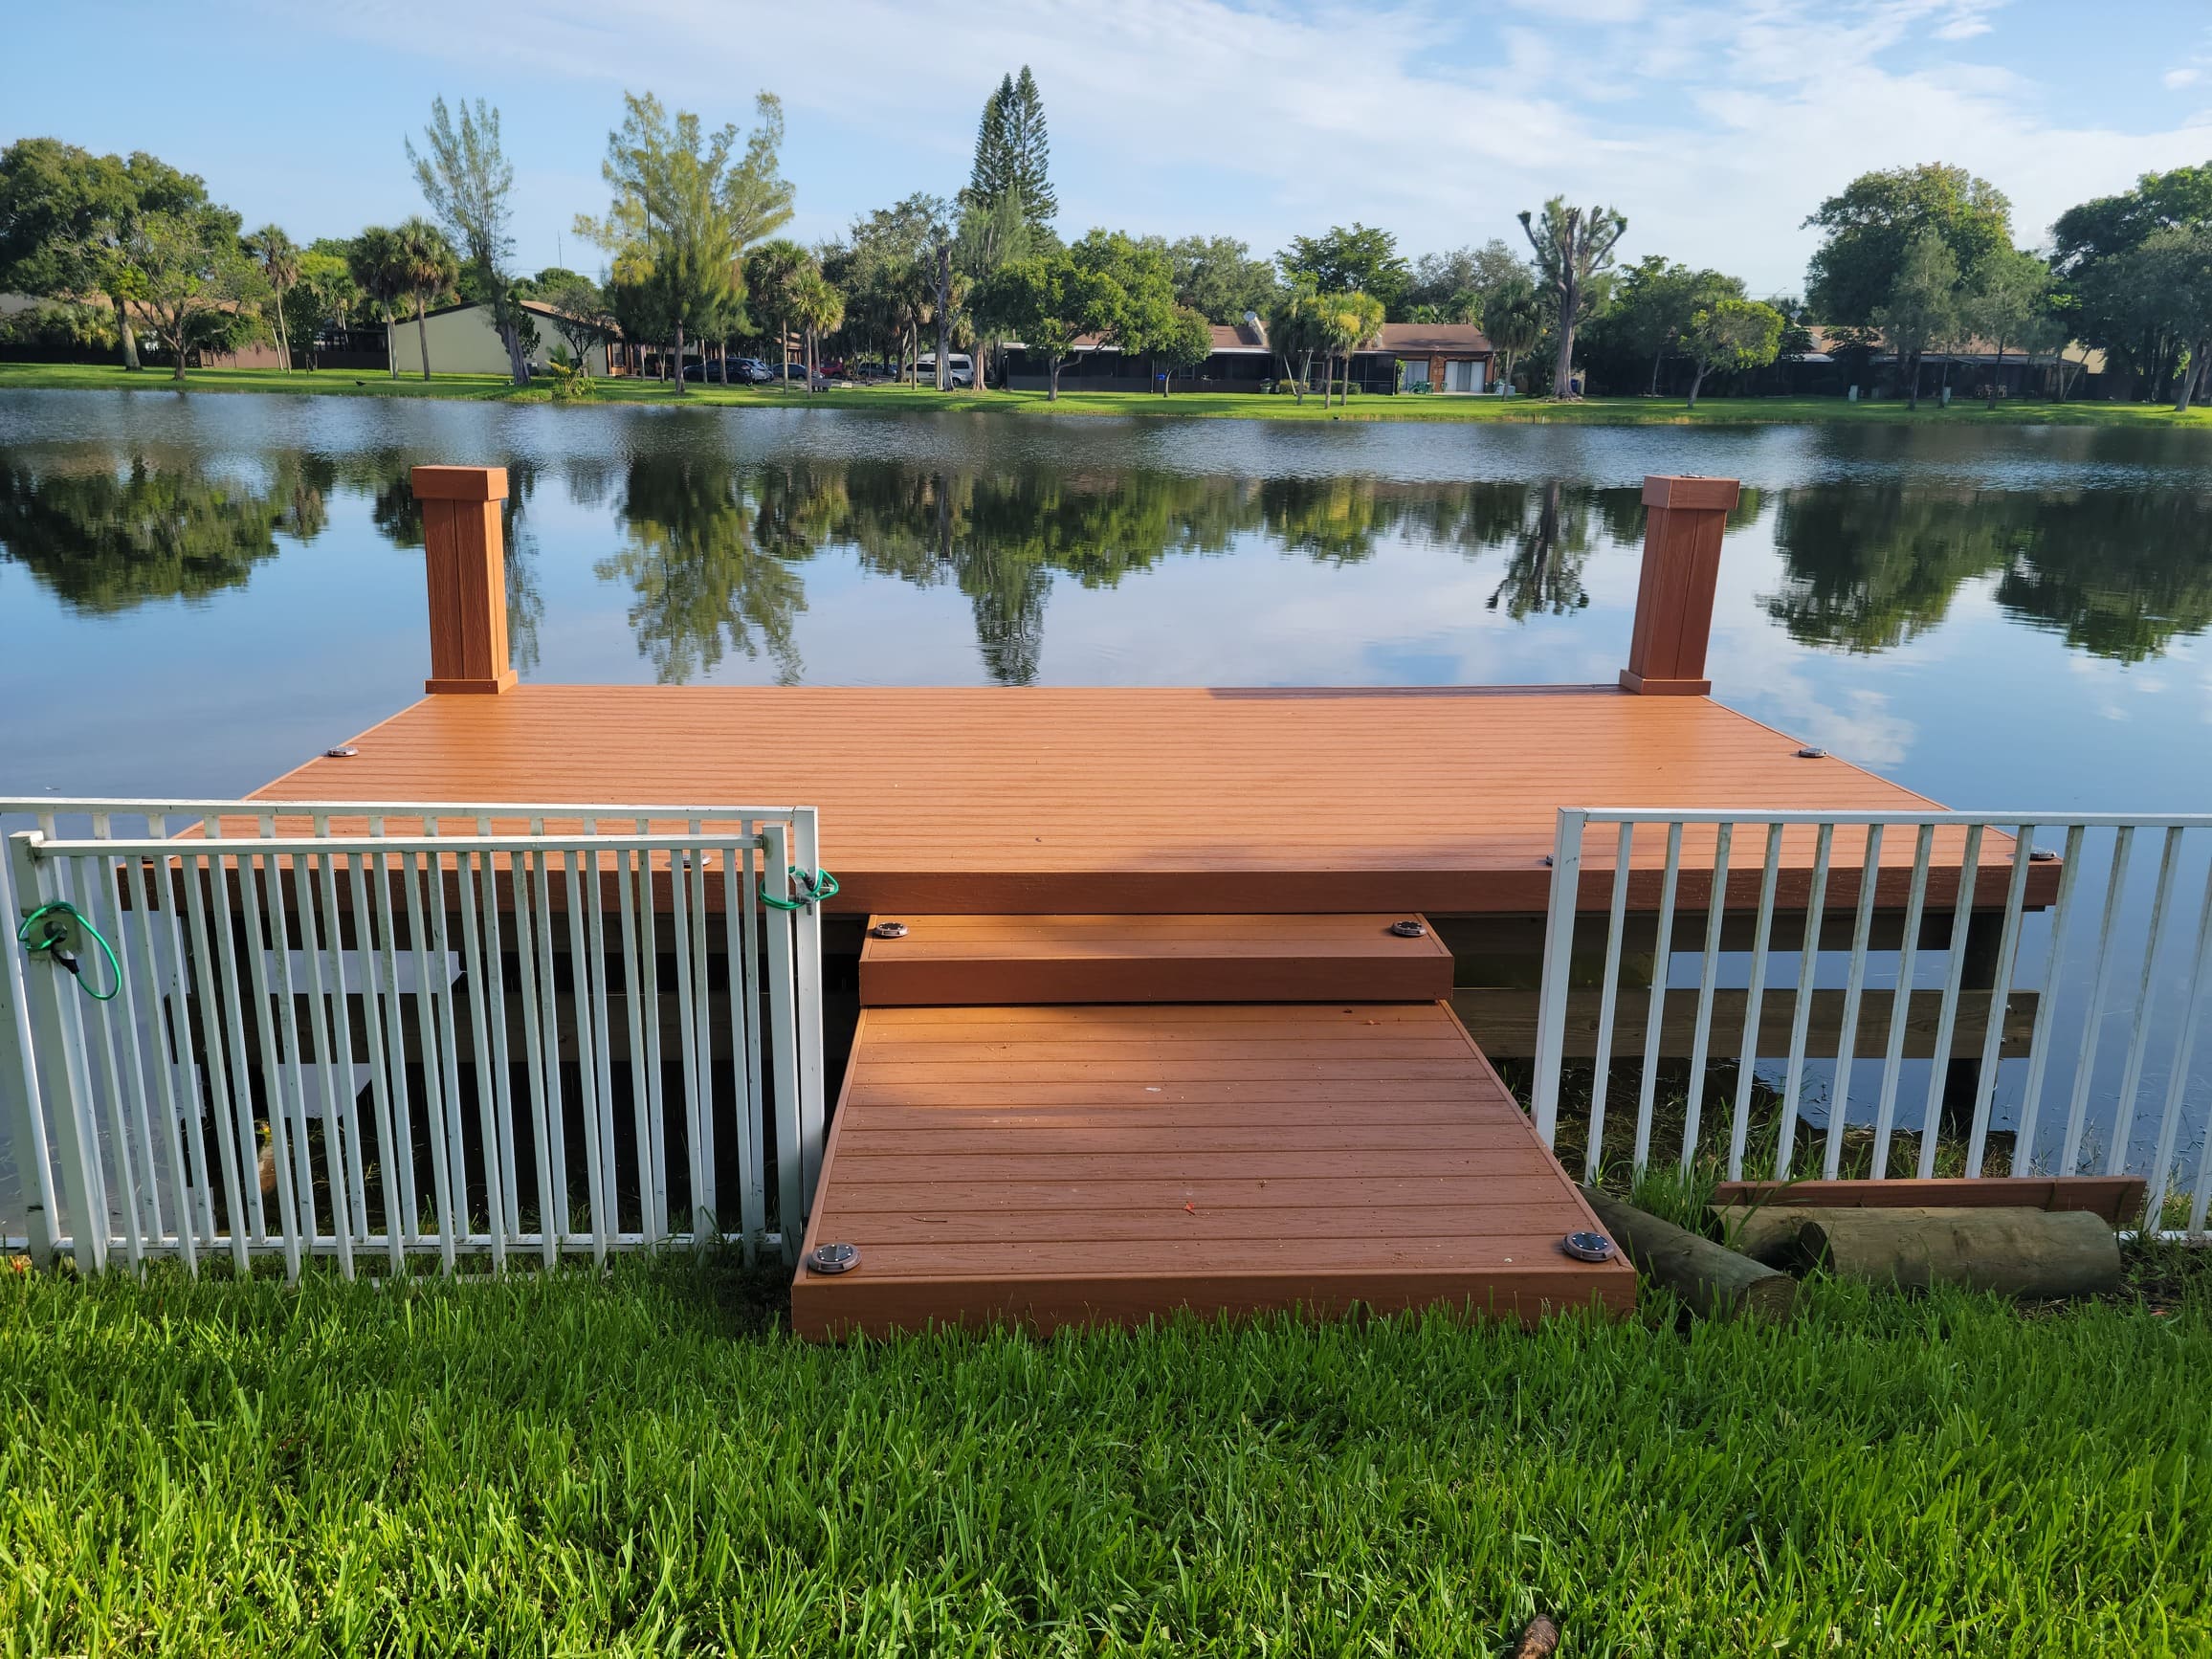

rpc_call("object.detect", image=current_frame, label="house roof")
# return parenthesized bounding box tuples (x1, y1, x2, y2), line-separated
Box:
(1802, 324, 2103, 372)
(1047, 319, 1493, 357)
(1375, 321, 1493, 354)
(418, 297, 621, 336)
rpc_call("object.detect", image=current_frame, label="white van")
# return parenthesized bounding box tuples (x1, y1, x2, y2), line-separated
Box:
(914, 353, 974, 387)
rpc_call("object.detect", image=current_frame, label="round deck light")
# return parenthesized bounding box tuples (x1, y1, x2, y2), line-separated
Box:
(870, 920, 909, 939)
(324, 746, 358, 759)
(1795, 746, 1827, 759)
(808, 1242, 861, 1274)
(1559, 1230, 1615, 1263)
(1388, 919, 1427, 938)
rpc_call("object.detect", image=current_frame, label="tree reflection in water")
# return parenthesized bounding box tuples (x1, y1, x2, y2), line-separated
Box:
(1767, 484, 2212, 662)
(5, 426, 2208, 687)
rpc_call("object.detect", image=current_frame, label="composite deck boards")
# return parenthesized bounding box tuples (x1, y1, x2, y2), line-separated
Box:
(790, 1000, 1635, 1337)
(247, 684, 2019, 915)
(858, 913, 1455, 1005)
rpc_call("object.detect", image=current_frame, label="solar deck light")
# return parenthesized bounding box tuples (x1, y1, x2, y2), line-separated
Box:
(1388, 919, 1427, 938)
(808, 1243, 860, 1274)
(870, 920, 909, 939)
(1559, 1231, 1615, 1263)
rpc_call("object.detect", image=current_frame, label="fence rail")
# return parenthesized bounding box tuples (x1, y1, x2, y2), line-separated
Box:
(2, 799, 827, 1276)
(1531, 808, 2212, 1231)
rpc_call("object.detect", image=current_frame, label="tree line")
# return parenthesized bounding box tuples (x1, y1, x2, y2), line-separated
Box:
(3, 85, 2207, 406)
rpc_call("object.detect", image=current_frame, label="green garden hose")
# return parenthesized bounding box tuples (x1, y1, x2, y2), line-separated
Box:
(15, 900, 122, 1002)
(762, 866, 839, 912)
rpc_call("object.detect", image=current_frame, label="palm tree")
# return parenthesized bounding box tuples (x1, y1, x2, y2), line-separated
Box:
(1483, 277, 1543, 395)
(346, 226, 409, 380)
(393, 217, 459, 382)
(742, 239, 810, 389)
(794, 268, 844, 392)
(1267, 284, 1327, 404)
(1316, 290, 1384, 408)
(245, 226, 299, 371)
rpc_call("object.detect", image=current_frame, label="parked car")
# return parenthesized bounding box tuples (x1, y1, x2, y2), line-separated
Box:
(681, 357, 775, 384)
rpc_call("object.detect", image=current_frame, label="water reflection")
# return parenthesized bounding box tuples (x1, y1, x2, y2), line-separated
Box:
(3, 421, 2209, 687)
(1769, 485, 2212, 662)
(0, 453, 316, 610)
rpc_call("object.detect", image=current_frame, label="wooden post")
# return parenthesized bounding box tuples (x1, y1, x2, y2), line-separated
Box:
(411, 464, 515, 695)
(1620, 475, 1740, 696)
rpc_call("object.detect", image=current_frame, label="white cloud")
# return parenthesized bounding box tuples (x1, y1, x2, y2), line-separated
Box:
(2167, 67, 2202, 89)
(270, 0, 2212, 293)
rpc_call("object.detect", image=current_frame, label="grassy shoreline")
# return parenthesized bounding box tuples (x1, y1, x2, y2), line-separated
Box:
(3, 1250, 2207, 1653)
(6, 360, 2209, 427)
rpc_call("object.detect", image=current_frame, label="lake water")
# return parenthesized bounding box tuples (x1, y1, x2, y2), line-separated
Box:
(4, 390, 2211, 812)
(4, 390, 2212, 1215)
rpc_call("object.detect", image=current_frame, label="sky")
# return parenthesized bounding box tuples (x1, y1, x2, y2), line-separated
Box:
(9, 0, 2212, 297)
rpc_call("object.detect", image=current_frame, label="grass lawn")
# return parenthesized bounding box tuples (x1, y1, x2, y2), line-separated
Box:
(6, 360, 2211, 428)
(2, 1248, 2207, 1655)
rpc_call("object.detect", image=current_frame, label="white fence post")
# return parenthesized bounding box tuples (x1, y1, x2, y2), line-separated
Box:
(1529, 808, 1586, 1149)
(9, 833, 105, 1272)
(0, 830, 60, 1267)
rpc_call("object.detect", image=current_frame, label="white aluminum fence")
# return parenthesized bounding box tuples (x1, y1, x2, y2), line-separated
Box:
(1531, 809, 2212, 1231)
(0, 800, 829, 1275)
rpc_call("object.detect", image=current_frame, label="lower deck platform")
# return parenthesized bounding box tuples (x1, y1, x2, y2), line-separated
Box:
(790, 1000, 1634, 1337)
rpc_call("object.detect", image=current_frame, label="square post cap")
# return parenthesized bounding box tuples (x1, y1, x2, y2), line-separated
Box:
(411, 465, 510, 502)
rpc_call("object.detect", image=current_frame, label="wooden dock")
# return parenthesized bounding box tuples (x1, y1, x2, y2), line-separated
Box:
(237, 466, 2021, 1333)
(794, 917, 1631, 1337)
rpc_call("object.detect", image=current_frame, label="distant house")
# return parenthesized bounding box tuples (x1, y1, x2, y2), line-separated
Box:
(1783, 325, 2111, 400)
(387, 299, 614, 377)
(1002, 315, 1495, 394)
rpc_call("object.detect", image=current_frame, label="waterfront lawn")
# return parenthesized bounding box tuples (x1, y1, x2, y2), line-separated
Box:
(3, 1248, 2207, 1655)
(7, 360, 2212, 427)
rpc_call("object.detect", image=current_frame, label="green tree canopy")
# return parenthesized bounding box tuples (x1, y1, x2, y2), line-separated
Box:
(577, 91, 765, 392)
(1682, 297, 1784, 408)
(1803, 162, 2011, 326)
(962, 67, 1055, 232)
(408, 96, 528, 384)
(1278, 223, 1409, 318)
(971, 248, 1109, 399)
(1869, 229, 1961, 409)
(1140, 234, 1276, 323)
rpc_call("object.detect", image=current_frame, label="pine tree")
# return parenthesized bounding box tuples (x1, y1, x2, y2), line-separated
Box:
(963, 66, 1055, 232)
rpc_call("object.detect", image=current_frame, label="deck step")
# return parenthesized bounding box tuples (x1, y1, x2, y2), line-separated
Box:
(858, 913, 1454, 1006)
(792, 1000, 1634, 1338)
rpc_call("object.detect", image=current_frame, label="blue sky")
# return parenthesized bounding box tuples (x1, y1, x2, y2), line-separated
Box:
(9, 0, 2212, 297)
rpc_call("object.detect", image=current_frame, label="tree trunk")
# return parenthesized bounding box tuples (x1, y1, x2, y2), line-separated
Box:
(1048, 356, 1060, 401)
(1580, 1187, 1797, 1323)
(386, 317, 398, 380)
(777, 320, 788, 389)
(1550, 277, 1579, 400)
(675, 321, 688, 394)
(416, 295, 432, 381)
(113, 297, 140, 369)
(500, 321, 528, 387)
(1778, 1206, 2120, 1299)
(934, 243, 952, 392)
(1648, 348, 1663, 397)
(1907, 351, 1921, 410)
(1988, 343, 2002, 409)
(274, 289, 292, 371)
(2178, 340, 2205, 413)
(1686, 363, 1707, 409)
(168, 319, 187, 381)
